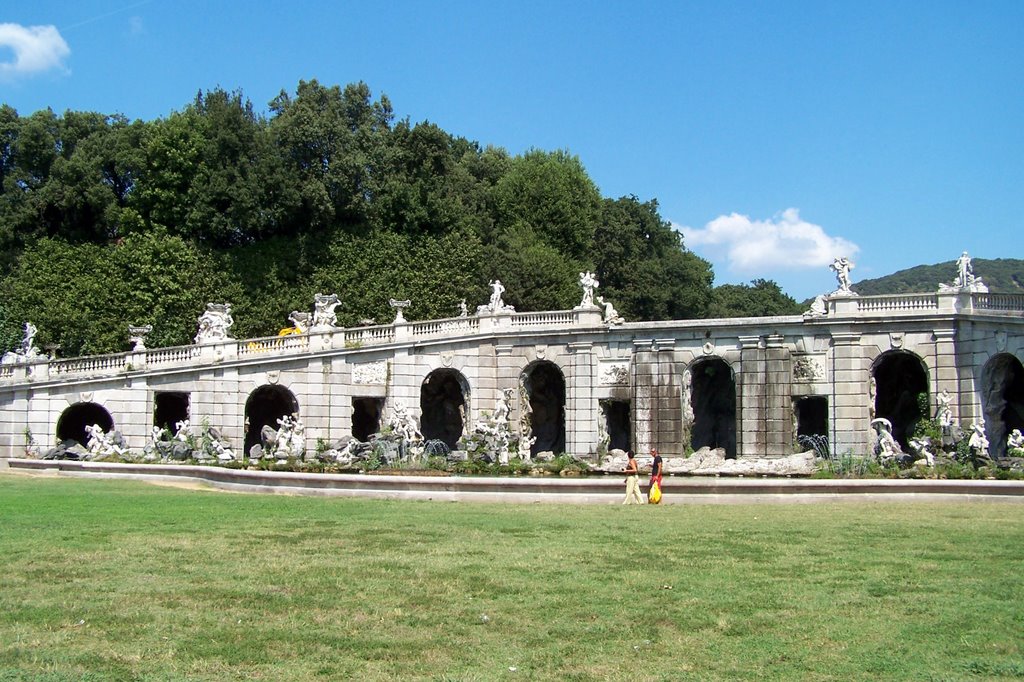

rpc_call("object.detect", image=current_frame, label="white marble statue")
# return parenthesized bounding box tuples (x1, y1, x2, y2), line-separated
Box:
(288, 311, 310, 334)
(830, 257, 854, 295)
(2, 321, 42, 364)
(579, 271, 599, 307)
(458, 299, 468, 318)
(493, 388, 514, 425)
(909, 435, 935, 467)
(194, 303, 234, 344)
(968, 419, 989, 457)
(804, 295, 827, 318)
(871, 417, 901, 463)
(596, 296, 624, 325)
(274, 414, 306, 459)
(387, 400, 422, 443)
(1007, 429, 1024, 453)
(940, 251, 988, 293)
(22, 322, 38, 357)
(85, 423, 126, 460)
(936, 390, 953, 428)
(478, 279, 515, 314)
(956, 251, 973, 288)
(174, 419, 191, 442)
(311, 293, 340, 330)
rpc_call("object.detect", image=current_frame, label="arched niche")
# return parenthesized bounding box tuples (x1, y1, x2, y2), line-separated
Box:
(56, 402, 114, 447)
(521, 361, 566, 456)
(420, 368, 470, 449)
(689, 357, 737, 458)
(244, 385, 299, 456)
(872, 350, 928, 450)
(154, 392, 190, 432)
(981, 353, 1024, 459)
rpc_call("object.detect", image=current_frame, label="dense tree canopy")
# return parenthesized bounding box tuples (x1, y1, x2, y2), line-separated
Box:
(0, 80, 791, 357)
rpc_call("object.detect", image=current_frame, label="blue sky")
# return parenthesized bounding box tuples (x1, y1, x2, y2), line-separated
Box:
(2, 1, 1022, 300)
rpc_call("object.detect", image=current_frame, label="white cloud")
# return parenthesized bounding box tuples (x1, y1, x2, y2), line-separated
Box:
(0, 23, 70, 80)
(677, 208, 859, 273)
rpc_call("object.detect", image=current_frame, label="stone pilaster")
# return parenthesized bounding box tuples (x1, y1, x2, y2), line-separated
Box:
(737, 335, 764, 457)
(830, 331, 869, 455)
(765, 334, 792, 457)
(932, 328, 959, 420)
(566, 342, 596, 457)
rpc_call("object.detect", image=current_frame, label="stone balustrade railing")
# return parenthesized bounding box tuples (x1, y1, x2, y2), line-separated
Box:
(2, 292, 1020, 386)
(238, 334, 310, 358)
(975, 293, 1024, 312)
(855, 293, 940, 313)
(344, 325, 395, 346)
(512, 311, 576, 328)
(410, 317, 480, 337)
(50, 353, 129, 376)
(146, 345, 200, 367)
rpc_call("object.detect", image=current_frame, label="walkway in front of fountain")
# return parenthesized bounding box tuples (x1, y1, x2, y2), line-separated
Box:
(5, 459, 1024, 504)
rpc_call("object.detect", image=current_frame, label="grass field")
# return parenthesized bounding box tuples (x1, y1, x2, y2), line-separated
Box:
(1, 474, 1022, 681)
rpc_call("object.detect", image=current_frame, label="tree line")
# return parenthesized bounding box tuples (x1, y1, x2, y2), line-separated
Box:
(0, 80, 799, 356)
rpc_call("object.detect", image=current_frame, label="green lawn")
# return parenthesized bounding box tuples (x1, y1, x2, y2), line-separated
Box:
(1, 475, 1022, 681)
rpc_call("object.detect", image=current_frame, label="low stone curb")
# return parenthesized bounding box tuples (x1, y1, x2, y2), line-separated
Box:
(6, 458, 1024, 504)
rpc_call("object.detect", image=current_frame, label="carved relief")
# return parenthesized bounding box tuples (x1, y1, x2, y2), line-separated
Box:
(793, 356, 824, 382)
(353, 361, 387, 385)
(599, 361, 629, 386)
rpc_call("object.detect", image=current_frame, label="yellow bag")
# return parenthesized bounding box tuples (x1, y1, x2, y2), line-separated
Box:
(648, 481, 662, 504)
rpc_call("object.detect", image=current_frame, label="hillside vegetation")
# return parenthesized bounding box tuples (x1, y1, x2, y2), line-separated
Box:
(853, 258, 1024, 295)
(0, 81, 801, 357)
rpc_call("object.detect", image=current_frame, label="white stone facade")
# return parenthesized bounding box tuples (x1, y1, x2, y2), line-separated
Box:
(2, 292, 1023, 460)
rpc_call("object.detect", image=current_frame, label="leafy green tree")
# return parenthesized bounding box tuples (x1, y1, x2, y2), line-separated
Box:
(708, 279, 803, 318)
(594, 196, 714, 320)
(492, 149, 600, 260)
(268, 80, 393, 232)
(4, 233, 235, 356)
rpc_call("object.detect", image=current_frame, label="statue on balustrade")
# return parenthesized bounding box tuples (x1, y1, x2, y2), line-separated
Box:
(311, 293, 340, 330)
(195, 303, 234, 344)
(579, 271, 598, 307)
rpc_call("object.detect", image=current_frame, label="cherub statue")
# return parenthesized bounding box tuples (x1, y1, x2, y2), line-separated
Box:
(830, 257, 853, 294)
(1007, 429, 1024, 454)
(968, 419, 989, 457)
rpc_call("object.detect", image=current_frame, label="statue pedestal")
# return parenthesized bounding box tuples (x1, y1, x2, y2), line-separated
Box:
(573, 305, 603, 326)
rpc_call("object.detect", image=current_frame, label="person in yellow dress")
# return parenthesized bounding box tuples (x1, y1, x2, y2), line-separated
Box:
(623, 450, 643, 504)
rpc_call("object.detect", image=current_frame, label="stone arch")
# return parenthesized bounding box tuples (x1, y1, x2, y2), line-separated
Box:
(56, 402, 114, 447)
(689, 357, 737, 458)
(521, 361, 566, 456)
(981, 353, 1024, 459)
(420, 368, 470, 449)
(871, 350, 928, 450)
(244, 385, 299, 456)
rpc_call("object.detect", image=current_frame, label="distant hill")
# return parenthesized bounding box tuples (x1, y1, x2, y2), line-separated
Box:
(852, 258, 1024, 296)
